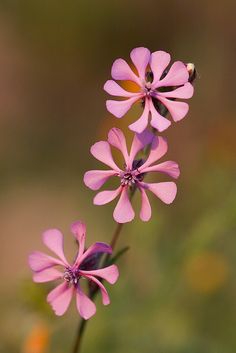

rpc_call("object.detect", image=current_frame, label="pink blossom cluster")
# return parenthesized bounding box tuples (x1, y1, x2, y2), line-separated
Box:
(29, 47, 194, 319)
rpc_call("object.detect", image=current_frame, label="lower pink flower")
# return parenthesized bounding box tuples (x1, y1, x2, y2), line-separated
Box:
(28, 221, 119, 319)
(84, 128, 180, 223)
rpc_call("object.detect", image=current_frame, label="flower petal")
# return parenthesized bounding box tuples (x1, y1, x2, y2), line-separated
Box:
(157, 97, 189, 122)
(47, 282, 67, 302)
(128, 128, 154, 166)
(85, 275, 110, 305)
(79, 251, 103, 271)
(104, 80, 137, 97)
(108, 128, 129, 165)
(139, 188, 152, 222)
(145, 182, 177, 204)
(93, 186, 122, 205)
(90, 141, 120, 171)
(157, 82, 194, 99)
(76, 285, 96, 320)
(28, 251, 64, 271)
(149, 99, 171, 132)
(111, 58, 140, 85)
(139, 136, 168, 171)
(71, 220, 86, 259)
(130, 47, 151, 80)
(78, 242, 112, 267)
(150, 50, 171, 87)
(141, 161, 180, 179)
(157, 61, 189, 87)
(106, 96, 141, 118)
(33, 268, 63, 283)
(113, 187, 135, 223)
(47, 283, 74, 316)
(84, 170, 117, 191)
(80, 264, 119, 284)
(71, 221, 86, 242)
(42, 229, 68, 265)
(128, 98, 150, 134)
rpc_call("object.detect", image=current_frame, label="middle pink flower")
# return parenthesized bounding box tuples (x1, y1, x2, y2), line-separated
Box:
(84, 128, 180, 223)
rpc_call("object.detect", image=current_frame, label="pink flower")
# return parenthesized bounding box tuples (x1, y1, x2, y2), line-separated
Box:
(104, 47, 194, 133)
(84, 128, 180, 223)
(28, 222, 119, 319)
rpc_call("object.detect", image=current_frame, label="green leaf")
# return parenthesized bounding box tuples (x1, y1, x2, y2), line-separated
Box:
(107, 246, 130, 265)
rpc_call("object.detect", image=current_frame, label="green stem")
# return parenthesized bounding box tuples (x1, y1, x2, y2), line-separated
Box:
(70, 134, 154, 353)
(71, 221, 124, 353)
(109, 223, 124, 251)
(72, 319, 87, 353)
(71, 70, 196, 353)
(71, 128, 157, 353)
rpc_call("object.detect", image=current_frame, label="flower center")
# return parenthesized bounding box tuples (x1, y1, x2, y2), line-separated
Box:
(144, 86, 152, 96)
(63, 267, 80, 285)
(142, 71, 155, 97)
(142, 80, 156, 98)
(119, 160, 145, 187)
(120, 169, 138, 187)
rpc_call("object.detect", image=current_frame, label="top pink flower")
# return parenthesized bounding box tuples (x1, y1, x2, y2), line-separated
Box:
(104, 47, 194, 133)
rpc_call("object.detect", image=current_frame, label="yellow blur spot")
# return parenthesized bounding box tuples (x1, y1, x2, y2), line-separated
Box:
(22, 323, 50, 353)
(184, 252, 229, 294)
(121, 80, 140, 93)
(120, 62, 141, 92)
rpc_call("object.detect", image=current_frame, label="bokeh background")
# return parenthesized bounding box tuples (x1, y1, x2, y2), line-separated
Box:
(0, 1, 236, 352)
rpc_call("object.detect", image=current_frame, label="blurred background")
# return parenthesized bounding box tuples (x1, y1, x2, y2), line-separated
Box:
(0, 1, 236, 352)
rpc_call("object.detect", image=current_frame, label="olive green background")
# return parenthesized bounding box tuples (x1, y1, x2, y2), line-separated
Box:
(0, 1, 235, 352)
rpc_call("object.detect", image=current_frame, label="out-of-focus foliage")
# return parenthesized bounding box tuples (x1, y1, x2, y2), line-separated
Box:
(0, 1, 235, 352)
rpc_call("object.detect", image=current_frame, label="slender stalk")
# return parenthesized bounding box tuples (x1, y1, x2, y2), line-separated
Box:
(72, 319, 87, 353)
(70, 135, 154, 353)
(71, 68, 196, 353)
(71, 126, 159, 353)
(109, 223, 123, 250)
(71, 221, 125, 353)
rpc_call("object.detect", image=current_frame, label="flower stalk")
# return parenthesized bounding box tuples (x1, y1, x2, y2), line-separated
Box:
(28, 46, 196, 353)
(71, 220, 125, 353)
(72, 109, 168, 353)
(71, 60, 196, 349)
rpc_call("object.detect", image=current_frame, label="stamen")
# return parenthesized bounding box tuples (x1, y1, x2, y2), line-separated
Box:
(142, 82, 155, 98)
(120, 166, 145, 187)
(120, 170, 137, 186)
(63, 267, 80, 285)
(119, 160, 145, 187)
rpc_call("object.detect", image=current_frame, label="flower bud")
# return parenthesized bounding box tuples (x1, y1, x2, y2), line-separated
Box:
(186, 63, 196, 83)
